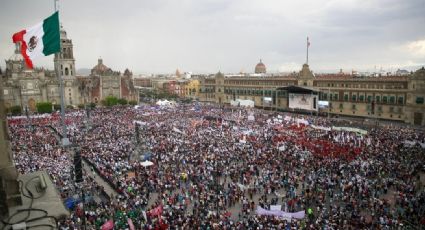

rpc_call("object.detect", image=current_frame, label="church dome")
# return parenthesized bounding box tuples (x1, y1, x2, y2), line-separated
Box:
(255, 59, 266, 74)
(91, 58, 113, 76)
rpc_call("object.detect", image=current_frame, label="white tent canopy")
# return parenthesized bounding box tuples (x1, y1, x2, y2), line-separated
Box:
(156, 100, 176, 107)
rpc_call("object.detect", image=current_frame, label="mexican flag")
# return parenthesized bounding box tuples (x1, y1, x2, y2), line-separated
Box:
(12, 11, 60, 69)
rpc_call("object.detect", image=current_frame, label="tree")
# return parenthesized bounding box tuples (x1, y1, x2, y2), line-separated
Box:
(8, 105, 22, 116)
(78, 104, 85, 109)
(89, 102, 96, 109)
(128, 100, 138, 106)
(117, 98, 128, 105)
(104, 96, 119, 106)
(182, 98, 193, 104)
(36, 102, 53, 114)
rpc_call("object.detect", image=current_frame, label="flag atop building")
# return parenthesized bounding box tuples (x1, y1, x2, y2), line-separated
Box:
(12, 11, 60, 69)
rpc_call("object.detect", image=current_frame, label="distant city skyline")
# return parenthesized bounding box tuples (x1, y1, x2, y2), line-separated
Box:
(0, 0, 424, 74)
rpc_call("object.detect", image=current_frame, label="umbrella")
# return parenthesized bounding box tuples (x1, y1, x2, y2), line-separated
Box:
(141, 160, 154, 167)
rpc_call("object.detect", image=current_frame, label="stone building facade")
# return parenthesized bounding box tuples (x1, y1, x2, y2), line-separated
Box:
(1, 47, 64, 112)
(199, 62, 425, 125)
(79, 59, 137, 104)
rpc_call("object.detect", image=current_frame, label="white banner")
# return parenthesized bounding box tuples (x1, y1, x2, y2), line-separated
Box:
(311, 124, 331, 131)
(296, 118, 309, 125)
(133, 120, 147, 126)
(256, 206, 305, 219)
(332, 126, 368, 135)
(8, 114, 52, 119)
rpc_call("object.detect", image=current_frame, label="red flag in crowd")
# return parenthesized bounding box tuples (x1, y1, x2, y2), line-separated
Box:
(149, 204, 163, 217)
(158, 216, 169, 230)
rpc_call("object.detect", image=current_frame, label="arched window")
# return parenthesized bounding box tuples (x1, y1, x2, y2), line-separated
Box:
(65, 67, 69, 76)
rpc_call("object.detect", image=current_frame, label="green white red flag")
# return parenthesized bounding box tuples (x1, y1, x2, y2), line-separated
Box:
(12, 11, 60, 69)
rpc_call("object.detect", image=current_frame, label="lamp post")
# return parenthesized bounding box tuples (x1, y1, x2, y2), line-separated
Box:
(262, 84, 265, 110)
(275, 89, 279, 112)
(328, 88, 331, 119)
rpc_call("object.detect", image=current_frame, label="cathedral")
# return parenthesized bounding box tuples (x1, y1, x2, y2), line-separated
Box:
(0, 27, 137, 112)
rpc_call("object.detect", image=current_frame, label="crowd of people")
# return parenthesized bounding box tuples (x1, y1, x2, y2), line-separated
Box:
(7, 102, 425, 229)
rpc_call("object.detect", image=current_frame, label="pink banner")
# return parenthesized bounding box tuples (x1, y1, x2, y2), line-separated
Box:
(101, 220, 114, 230)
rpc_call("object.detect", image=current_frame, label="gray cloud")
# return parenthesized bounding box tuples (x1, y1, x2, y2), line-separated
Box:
(0, 0, 424, 74)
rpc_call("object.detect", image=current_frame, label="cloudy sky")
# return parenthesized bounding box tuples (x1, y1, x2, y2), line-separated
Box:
(0, 0, 424, 74)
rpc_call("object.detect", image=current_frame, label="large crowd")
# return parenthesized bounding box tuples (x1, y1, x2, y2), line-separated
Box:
(6, 103, 425, 229)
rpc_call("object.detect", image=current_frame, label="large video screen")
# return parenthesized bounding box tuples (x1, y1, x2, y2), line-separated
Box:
(288, 93, 317, 111)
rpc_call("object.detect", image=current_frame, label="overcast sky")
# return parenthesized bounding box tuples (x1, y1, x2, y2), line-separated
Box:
(1, 0, 424, 74)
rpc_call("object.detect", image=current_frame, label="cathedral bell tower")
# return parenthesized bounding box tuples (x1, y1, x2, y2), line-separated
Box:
(53, 26, 77, 106)
(54, 26, 75, 78)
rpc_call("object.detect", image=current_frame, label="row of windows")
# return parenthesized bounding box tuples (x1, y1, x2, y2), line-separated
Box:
(323, 94, 425, 105)
(224, 80, 295, 86)
(224, 88, 286, 96)
(336, 103, 403, 113)
(209, 81, 406, 89)
(342, 95, 404, 104)
(202, 89, 423, 105)
(214, 81, 406, 89)
(321, 93, 339, 101)
(317, 82, 406, 89)
(202, 88, 215, 93)
(321, 93, 405, 105)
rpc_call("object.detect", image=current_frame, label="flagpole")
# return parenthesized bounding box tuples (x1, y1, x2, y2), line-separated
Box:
(54, 0, 69, 146)
(306, 37, 309, 65)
